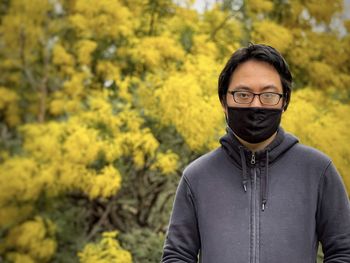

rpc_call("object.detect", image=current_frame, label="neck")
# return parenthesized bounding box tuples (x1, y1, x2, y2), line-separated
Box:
(235, 132, 277, 152)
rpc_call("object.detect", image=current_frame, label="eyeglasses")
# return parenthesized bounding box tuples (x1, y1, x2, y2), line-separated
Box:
(227, 90, 283, 106)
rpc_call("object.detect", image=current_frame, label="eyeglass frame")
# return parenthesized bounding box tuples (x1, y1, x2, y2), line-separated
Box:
(227, 90, 284, 106)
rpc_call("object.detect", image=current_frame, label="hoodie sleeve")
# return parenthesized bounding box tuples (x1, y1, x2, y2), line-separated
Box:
(316, 161, 350, 262)
(161, 174, 200, 263)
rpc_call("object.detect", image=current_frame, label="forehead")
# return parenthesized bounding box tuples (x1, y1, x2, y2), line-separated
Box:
(229, 60, 283, 92)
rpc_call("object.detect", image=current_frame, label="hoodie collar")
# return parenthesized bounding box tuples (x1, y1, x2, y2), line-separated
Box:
(219, 126, 299, 211)
(219, 126, 298, 166)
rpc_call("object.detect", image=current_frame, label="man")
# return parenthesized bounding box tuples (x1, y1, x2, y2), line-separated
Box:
(161, 44, 350, 262)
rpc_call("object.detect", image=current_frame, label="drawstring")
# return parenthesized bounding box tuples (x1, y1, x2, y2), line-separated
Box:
(261, 148, 270, 211)
(239, 146, 248, 192)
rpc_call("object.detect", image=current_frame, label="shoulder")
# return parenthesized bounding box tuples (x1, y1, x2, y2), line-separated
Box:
(280, 129, 331, 166)
(182, 147, 226, 181)
(289, 142, 331, 169)
(292, 143, 330, 161)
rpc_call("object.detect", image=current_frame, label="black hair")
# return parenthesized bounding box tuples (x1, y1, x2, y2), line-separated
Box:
(218, 43, 292, 110)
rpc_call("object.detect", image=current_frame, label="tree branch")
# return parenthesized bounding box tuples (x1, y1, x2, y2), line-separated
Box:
(86, 199, 114, 241)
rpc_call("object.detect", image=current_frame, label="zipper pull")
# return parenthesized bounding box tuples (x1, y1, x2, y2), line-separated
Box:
(251, 152, 256, 165)
(242, 181, 247, 192)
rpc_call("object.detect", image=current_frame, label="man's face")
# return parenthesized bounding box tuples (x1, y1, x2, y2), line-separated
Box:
(224, 59, 284, 112)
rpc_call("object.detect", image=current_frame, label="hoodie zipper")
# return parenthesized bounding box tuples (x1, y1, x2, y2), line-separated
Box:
(251, 152, 258, 263)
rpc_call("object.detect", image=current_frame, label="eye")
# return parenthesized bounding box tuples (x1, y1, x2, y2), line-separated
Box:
(236, 91, 251, 99)
(261, 93, 274, 99)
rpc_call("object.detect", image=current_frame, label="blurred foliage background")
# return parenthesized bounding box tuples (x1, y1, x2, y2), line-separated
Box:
(0, 0, 349, 262)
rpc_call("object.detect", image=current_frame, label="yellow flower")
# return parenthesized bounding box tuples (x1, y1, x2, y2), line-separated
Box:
(2, 217, 57, 262)
(63, 123, 102, 164)
(69, 0, 133, 39)
(76, 40, 98, 65)
(152, 151, 179, 175)
(52, 44, 75, 66)
(79, 231, 132, 263)
(84, 165, 122, 199)
(246, 0, 273, 14)
(134, 35, 185, 69)
(0, 86, 20, 126)
(252, 21, 293, 53)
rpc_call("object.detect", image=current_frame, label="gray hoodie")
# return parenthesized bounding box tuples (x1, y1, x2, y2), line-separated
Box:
(161, 127, 350, 263)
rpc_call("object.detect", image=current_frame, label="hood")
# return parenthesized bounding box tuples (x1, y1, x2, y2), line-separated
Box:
(219, 126, 299, 211)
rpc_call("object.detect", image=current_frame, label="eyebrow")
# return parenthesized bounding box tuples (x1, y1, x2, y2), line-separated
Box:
(261, 85, 279, 91)
(231, 85, 280, 92)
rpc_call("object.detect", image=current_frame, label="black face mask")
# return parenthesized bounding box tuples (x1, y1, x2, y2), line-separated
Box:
(226, 107, 283, 144)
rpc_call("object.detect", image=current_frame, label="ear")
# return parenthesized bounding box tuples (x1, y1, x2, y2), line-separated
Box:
(220, 100, 229, 123)
(282, 91, 290, 111)
(282, 104, 286, 112)
(221, 103, 227, 113)
(220, 98, 228, 113)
